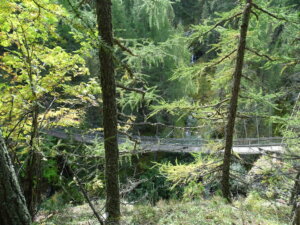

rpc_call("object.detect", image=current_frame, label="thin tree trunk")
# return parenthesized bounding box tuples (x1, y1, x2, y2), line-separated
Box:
(291, 171, 300, 225)
(0, 130, 31, 225)
(221, 0, 252, 201)
(290, 171, 300, 206)
(96, 0, 121, 224)
(294, 204, 300, 225)
(24, 103, 42, 218)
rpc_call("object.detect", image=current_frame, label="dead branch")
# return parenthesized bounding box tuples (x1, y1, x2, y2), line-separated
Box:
(71, 167, 105, 225)
(120, 179, 148, 196)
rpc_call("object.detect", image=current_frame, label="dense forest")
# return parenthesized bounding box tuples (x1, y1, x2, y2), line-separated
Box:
(0, 0, 299, 224)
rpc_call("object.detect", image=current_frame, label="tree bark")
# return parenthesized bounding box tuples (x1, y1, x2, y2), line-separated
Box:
(24, 103, 42, 218)
(0, 130, 31, 225)
(293, 202, 300, 225)
(96, 0, 121, 224)
(221, 0, 252, 201)
(291, 171, 300, 225)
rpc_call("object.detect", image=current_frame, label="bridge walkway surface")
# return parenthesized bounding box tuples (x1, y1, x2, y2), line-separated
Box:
(45, 129, 284, 155)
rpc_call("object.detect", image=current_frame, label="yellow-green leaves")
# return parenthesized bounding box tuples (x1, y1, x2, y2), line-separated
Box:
(0, 0, 89, 142)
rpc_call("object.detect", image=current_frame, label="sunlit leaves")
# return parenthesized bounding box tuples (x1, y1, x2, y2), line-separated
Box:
(0, 0, 89, 143)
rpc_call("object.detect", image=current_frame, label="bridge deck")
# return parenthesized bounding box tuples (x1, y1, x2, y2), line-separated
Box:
(44, 129, 284, 155)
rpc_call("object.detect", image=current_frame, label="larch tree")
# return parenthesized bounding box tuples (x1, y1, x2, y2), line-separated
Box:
(96, 0, 121, 224)
(0, 130, 31, 225)
(221, 0, 252, 201)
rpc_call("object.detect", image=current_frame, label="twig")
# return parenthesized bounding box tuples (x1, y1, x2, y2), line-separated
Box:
(71, 167, 105, 225)
(39, 97, 57, 130)
(5, 112, 30, 141)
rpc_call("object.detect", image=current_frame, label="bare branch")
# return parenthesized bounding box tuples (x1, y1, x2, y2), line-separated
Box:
(120, 179, 147, 196)
(71, 167, 105, 225)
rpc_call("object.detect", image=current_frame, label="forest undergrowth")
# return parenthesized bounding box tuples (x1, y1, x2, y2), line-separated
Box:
(36, 193, 291, 225)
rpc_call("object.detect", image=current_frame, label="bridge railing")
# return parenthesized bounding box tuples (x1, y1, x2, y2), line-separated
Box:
(139, 136, 284, 147)
(233, 137, 283, 146)
(45, 129, 284, 147)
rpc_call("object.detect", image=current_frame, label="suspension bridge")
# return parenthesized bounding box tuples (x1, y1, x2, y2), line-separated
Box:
(45, 129, 284, 155)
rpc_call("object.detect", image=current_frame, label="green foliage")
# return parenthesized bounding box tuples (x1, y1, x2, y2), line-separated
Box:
(0, 0, 89, 143)
(43, 159, 59, 183)
(247, 156, 293, 201)
(182, 181, 204, 200)
(40, 196, 291, 224)
(157, 154, 222, 198)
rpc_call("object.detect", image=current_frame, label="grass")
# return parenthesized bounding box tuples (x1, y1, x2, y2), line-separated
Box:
(36, 193, 292, 225)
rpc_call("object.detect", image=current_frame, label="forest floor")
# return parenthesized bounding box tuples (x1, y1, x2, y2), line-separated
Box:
(36, 193, 292, 225)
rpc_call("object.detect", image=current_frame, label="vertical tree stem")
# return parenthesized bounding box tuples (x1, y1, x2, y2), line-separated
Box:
(0, 130, 31, 225)
(96, 0, 121, 224)
(221, 0, 252, 201)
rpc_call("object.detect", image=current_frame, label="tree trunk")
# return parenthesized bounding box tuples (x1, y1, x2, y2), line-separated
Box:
(291, 171, 300, 225)
(294, 202, 300, 225)
(221, 0, 252, 201)
(96, 0, 121, 224)
(24, 104, 42, 218)
(0, 130, 31, 225)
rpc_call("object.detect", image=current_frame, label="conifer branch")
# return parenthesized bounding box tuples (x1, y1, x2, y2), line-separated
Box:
(241, 74, 254, 82)
(119, 62, 135, 78)
(246, 47, 275, 61)
(114, 38, 136, 56)
(211, 49, 237, 67)
(202, 12, 243, 37)
(116, 83, 145, 95)
(250, 10, 259, 20)
(252, 3, 288, 22)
